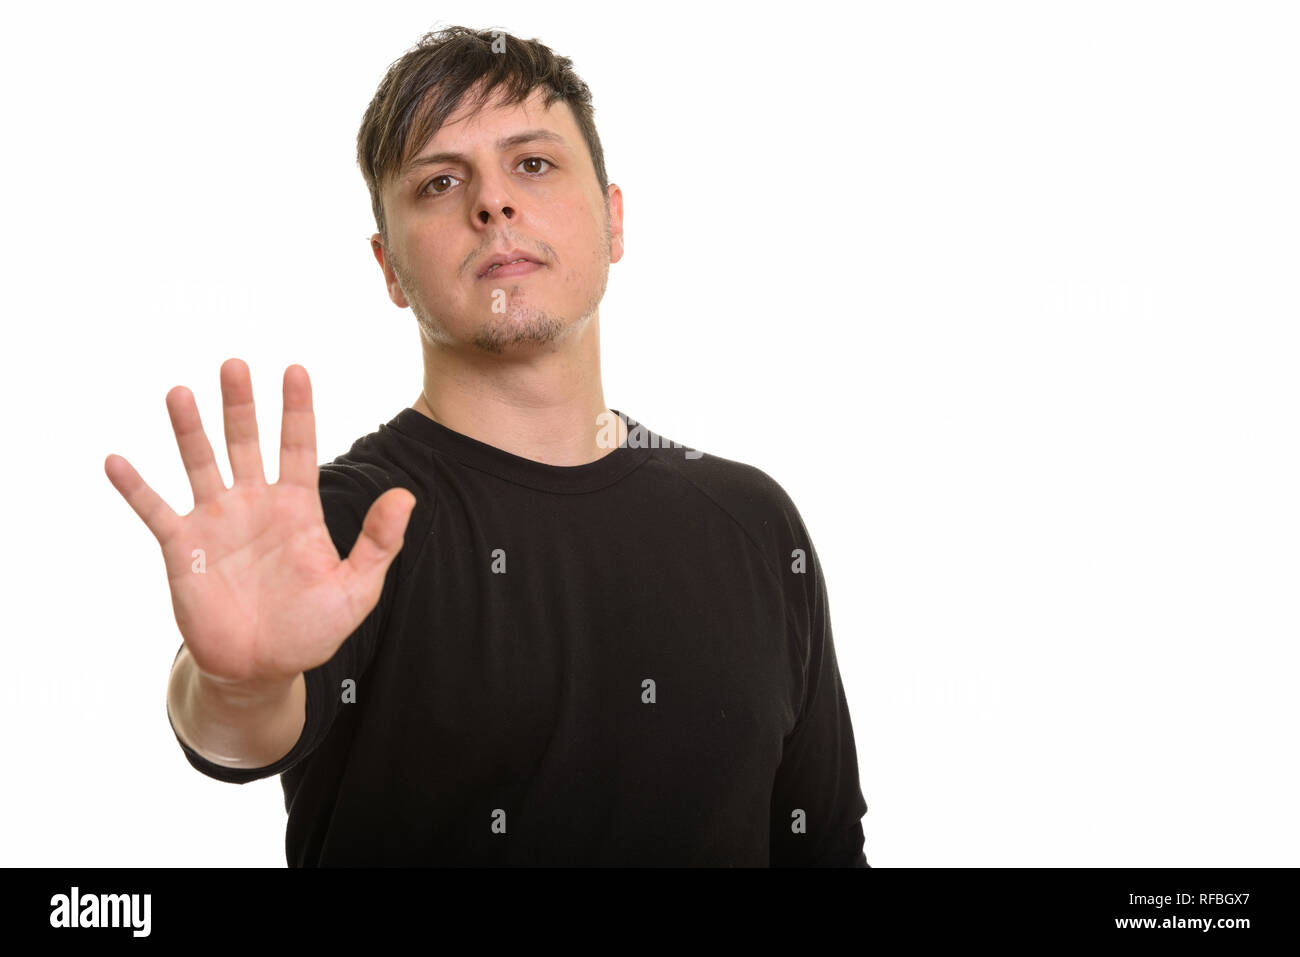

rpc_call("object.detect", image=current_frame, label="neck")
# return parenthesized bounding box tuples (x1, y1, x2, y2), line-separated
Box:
(410, 313, 628, 466)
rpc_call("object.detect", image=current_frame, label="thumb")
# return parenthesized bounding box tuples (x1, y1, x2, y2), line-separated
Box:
(341, 487, 417, 582)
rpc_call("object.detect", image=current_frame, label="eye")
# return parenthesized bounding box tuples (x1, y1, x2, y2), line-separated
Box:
(423, 173, 459, 196)
(420, 157, 554, 197)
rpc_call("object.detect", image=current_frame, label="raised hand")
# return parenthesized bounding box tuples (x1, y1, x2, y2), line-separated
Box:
(105, 359, 415, 690)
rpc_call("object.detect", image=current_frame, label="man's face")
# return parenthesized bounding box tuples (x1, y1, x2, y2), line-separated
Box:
(373, 83, 623, 354)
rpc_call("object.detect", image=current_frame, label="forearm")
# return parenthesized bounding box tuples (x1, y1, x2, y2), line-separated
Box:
(166, 646, 306, 770)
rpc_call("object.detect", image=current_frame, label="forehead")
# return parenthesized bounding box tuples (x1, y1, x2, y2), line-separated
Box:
(401, 86, 576, 173)
(440, 83, 557, 135)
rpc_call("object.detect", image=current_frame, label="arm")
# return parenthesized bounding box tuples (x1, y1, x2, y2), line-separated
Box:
(769, 532, 870, 867)
(164, 461, 415, 783)
(166, 643, 306, 769)
(103, 361, 414, 780)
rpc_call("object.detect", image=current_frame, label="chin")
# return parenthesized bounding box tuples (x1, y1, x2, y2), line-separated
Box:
(468, 310, 568, 354)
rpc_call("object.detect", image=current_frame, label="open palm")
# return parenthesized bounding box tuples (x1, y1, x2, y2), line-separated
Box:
(105, 359, 415, 688)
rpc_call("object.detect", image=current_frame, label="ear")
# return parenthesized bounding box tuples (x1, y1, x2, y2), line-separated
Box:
(606, 184, 625, 264)
(370, 233, 410, 309)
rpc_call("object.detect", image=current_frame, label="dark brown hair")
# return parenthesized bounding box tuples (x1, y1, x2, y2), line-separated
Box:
(356, 26, 610, 246)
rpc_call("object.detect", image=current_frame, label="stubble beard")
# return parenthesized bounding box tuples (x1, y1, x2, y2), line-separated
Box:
(390, 228, 610, 356)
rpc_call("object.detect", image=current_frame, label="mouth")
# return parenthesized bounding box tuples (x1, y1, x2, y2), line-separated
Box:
(477, 257, 544, 280)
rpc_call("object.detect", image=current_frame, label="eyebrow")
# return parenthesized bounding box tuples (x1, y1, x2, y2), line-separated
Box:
(401, 129, 569, 181)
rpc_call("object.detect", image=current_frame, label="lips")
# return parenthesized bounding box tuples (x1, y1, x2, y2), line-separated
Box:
(476, 249, 544, 278)
(484, 258, 531, 274)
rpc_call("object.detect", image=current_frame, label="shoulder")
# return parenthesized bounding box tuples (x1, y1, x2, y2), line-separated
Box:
(316, 424, 434, 546)
(646, 437, 809, 545)
(317, 418, 441, 500)
(642, 435, 826, 638)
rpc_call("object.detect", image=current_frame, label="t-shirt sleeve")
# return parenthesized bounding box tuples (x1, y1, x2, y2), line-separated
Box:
(768, 510, 870, 867)
(167, 460, 407, 784)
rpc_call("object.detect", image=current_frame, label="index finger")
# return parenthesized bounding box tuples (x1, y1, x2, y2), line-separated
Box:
(277, 364, 318, 490)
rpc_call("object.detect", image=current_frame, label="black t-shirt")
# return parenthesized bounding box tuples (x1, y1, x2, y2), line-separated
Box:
(169, 408, 869, 866)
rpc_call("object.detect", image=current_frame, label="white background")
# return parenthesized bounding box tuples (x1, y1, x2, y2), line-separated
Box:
(2, 0, 1296, 867)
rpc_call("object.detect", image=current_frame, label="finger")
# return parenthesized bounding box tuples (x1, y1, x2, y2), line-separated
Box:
(278, 364, 318, 490)
(220, 358, 266, 486)
(340, 488, 416, 580)
(104, 453, 181, 545)
(166, 386, 227, 506)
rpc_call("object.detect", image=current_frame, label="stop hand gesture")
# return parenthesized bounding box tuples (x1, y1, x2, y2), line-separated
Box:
(104, 359, 415, 691)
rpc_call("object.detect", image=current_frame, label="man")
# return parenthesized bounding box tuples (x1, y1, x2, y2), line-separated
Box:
(105, 25, 869, 866)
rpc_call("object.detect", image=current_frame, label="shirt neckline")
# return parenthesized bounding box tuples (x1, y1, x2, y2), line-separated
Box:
(384, 406, 653, 494)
